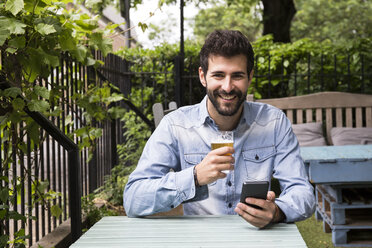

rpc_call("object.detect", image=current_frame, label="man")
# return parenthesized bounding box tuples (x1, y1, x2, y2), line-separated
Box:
(124, 30, 315, 228)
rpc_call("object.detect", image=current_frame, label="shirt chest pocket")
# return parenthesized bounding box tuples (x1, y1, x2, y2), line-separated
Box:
(242, 146, 276, 181)
(184, 154, 207, 168)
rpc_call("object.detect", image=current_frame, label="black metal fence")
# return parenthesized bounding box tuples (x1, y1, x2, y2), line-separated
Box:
(0, 51, 132, 246)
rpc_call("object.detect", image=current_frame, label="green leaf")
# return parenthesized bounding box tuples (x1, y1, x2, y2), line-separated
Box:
(8, 210, 26, 221)
(59, 30, 76, 51)
(37, 180, 49, 193)
(51, 205, 62, 218)
(0, 188, 9, 203)
(138, 22, 148, 32)
(5, 0, 24, 16)
(0, 27, 10, 46)
(26, 119, 40, 144)
(108, 107, 126, 119)
(0, 234, 8, 248)
(5, 47, 17, 54)
(0, 209, 6, 219)
(11, 98, 25, 111)
(34, 85, 50, 99)
(105, 93, 124, 103)
(4, 87, 22, 98)
(7, 18, 26, 35)
(27, 100, 50, 112)
(36, 23, 56, 35)
(89, 32, 112, 57)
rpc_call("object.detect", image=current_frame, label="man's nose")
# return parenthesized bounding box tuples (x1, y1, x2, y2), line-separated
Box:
(221, 76, 233, 93)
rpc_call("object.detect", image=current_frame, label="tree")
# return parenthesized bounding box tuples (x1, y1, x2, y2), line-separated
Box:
(194, 0, 296, 43)
(291, 0, 372, 45)
(261, 0, 296, 42)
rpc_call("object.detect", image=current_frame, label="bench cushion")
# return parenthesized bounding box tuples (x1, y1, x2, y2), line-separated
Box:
(330, 127, 372, 145)
(292, 122, 327, 147)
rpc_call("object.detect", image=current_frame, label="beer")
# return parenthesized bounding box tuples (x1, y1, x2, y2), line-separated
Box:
(211, 131, 234, 174)
(211, 142, 234, 156)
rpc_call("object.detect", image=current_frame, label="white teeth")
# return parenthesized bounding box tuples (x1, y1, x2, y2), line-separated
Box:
(221, 95, 235, 100)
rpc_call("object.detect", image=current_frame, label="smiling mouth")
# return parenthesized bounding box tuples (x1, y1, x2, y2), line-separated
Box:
(220, 94, 236, 100)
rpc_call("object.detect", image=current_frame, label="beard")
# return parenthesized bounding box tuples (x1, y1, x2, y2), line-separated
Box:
(206, 85, 247, 116)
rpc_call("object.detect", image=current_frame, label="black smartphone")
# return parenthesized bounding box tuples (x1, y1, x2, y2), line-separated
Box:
(240, 181, 269, 209)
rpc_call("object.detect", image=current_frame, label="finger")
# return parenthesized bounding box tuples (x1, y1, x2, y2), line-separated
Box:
(235, 204, 266, 228)
(215, 163, 234, 172)
(210, 146, 235, 156)
(209, 155, 235, 165)
(267, 191, 276, 201)
(245, 197, 265, 208)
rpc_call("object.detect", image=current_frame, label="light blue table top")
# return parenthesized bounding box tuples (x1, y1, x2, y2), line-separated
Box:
(300, 145, 372, 183)
(301, 144, 372, 162)
(70, 215, 307, 248)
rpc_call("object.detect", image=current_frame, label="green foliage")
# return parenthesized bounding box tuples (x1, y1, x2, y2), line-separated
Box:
(0, 0, 125, 245)
(292, 0, 372, 45)
(95, 101, 152, 206)
(193, 0, 262, 42)
(81, 193, 118, 231)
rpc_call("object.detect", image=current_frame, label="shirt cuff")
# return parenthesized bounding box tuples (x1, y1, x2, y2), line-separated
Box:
(175, 166, 208, 203)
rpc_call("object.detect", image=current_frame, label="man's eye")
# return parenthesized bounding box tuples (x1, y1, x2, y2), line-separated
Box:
(213, 74, 224, 78)
(232, 75, 244, 80)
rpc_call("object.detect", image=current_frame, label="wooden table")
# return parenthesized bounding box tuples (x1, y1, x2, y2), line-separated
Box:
(301, 144, 372, 183)
(70, 215, 306, 248)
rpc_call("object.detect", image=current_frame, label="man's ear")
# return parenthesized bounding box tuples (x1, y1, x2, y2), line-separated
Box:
(199, 67, 207, 87)
(247, 69, 254, 87)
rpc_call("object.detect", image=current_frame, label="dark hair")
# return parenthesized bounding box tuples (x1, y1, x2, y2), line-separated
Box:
(199, 30, 254, 75)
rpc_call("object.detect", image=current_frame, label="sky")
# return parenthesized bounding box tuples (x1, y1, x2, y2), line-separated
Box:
(130, 0, 208, 49)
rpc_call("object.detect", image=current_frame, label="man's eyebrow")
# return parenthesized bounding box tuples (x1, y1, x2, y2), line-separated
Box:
(210, 71, 225, 74)
(232, 71, 247, 75)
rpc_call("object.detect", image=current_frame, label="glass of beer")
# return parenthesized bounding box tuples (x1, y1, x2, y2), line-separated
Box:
(211, 131, 234, 173)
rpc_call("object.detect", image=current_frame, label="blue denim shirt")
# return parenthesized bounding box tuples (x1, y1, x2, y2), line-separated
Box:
(124, 96, 315, 222)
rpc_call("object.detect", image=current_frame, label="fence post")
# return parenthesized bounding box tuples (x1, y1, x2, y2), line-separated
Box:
(87, 66, 98, 193)
(174, 55, 184, 107)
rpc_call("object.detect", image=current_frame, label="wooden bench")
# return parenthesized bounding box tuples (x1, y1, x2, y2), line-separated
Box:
(251, 91, 372, 144)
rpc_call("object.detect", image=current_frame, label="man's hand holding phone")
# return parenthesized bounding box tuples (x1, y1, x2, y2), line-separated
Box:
(234, 181, 284, 228)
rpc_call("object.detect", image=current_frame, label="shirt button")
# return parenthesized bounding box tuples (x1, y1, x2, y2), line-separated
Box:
(228, 203, 232, 208)
(227, 181, 232, 186)
(171, 205, 174, 208)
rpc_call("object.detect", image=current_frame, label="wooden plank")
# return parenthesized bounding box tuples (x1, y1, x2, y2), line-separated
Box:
(336, 108, 343, 127)
(287, 110, 293, 124)
(306, 109, 313, 123)
(256, 92, 372, 109)
(346, 108, 353, 127)
(297, 109, 303, 124)
(316, 108, 322, 123)
(367, 107, 372, 127)
(355, 107, 363, 128)
(326, 108, 333, 144)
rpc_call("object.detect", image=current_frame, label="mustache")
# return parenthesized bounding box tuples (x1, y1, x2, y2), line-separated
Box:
(213, 89, 243, 98)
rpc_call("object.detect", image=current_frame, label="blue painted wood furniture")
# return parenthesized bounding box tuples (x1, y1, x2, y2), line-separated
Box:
(301, 145, 372, 247)
(70, 215, 306, 248)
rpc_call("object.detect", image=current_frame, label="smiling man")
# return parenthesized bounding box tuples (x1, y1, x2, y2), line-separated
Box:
(124, 30, 315, 228)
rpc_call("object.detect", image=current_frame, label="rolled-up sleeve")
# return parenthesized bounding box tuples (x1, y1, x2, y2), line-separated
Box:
(273, 113, 316, 222)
